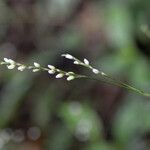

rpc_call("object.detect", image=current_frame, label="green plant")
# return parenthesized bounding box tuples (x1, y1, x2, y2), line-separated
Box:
(1, 54, 150, 98)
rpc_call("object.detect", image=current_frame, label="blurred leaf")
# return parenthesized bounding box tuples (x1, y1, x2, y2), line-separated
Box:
(85, 142, 116, 150)
(60, 101, 103, 142)
(113, 96, 150, 145)
(46, 125, 72, 150)
(130, 57, 150, 90)
(105, 3, 133, 48)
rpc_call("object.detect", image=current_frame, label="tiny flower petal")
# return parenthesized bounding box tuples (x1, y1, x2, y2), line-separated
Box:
(48, 65, 55, 70)
(32, 68, 40, 72)
(67, 75, 75, 81)
(101, 72, 106, 76)
(4, 58, 9, 63)
(56, 73, 64, 78)
(28, 66, 33, 69)
(48, 70, 55, 74)
(8, 59, 15, 64)
(73, 61, 79, 64)
(56, 69, 60, 72)
(18, 65, 26, 71)
(66, 72, 74, 75)
(62, 54, 73, 59)
(4, 58, 15, 64)
(7, 64, 15, 69)
(92, 68, 99, 74)
(84, 58, 89, 65)
(34, 62, 40, 67)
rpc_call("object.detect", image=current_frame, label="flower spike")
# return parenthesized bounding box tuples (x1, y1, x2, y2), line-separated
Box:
(34, 62, 40, 68)
(84, 58, 89, 65)
(61, 54, 74, 59)
(0, 54, 149, 97)
(56, 73, 64, 79)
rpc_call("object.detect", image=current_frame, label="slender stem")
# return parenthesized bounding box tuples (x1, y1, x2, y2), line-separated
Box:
(74, 58, 150, 98)
(1, 58, 150, 98)
(85, 73, 150, 98)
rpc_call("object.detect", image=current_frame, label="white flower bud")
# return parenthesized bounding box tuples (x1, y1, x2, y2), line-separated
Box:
(84, 58, 89, 65)
(62, 54, 73, 59)
(92, 68, 99, 74)
(56, 73, 64, 78)
(67, 75, 75, 81)
(34, 62, 40, 68)
(56, 69, 60, 72)
(18, 65, 26, 71)
(74, 61, 79, 64)
(8, 59, 15, 64)
(4, 58, 15, 64)
(48, 70, 55, 74)
(101, 72, 106, 76)
(66, 72, 74, 75)
(48, 65, 55, 70)
(4, 58, 10, 63)
(7, 64, 15, 69)
(28, 66, 33, 69)
(32, 69, 40, 72)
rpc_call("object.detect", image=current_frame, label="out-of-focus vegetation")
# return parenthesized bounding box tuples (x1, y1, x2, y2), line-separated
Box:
(0, 0, 149, 150)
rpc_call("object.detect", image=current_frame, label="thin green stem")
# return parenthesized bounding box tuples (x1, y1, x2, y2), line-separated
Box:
(73, 57, 150, 98)
(86, 73, 150, 98)
(1, 57, 150, 98)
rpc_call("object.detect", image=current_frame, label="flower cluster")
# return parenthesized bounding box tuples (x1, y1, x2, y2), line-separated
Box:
(47, 64, 76, 81)
(2, 58, 16, 69)
(0, 54, 103, 81)
(0, 57, 81, 81)
(61, 54, 101, 75)
(0, 58, 26, 71)
(0, 54, 149, 98)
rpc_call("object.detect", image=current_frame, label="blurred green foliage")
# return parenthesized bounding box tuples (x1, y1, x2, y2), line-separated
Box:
(0, 0, 149, 150)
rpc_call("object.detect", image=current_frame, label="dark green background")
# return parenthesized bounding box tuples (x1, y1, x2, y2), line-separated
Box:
(0, 0, 149, 149)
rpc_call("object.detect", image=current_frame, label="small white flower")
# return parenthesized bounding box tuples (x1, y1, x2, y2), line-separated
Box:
(32, 68, 40, 72)
(7, 64, 15, 69)
(92, 68, 99, 74)
(4, 58, 15, 64)
(56, 73, 64, 78)
(67, 75, 75, 81)
(8, 59, 15, 64)
(56, 69, 60, 72)
(66, 72, 74, 76)
(48, 70, 55, 74)
(62, 54, 73, 59)
(48, 65, 55, 70)
(4, 58, 10, 63)
(34, 62, 40, 68)
(101, 72, 106, 76)
(28, 66, 33, 69)
(18, 65, 26, 71)
(74, 61, 79, 64)
(84, 58, 89, 65)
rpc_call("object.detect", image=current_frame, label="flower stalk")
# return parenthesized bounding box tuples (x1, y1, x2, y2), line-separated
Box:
(0, 54, 150, 98)
(0, 57, 86, 81)
(61, 54, 150, 98)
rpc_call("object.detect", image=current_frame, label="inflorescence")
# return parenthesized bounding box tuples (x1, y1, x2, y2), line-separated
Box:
(0, 54, 150, 97)
(0, 54, 102, 81)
